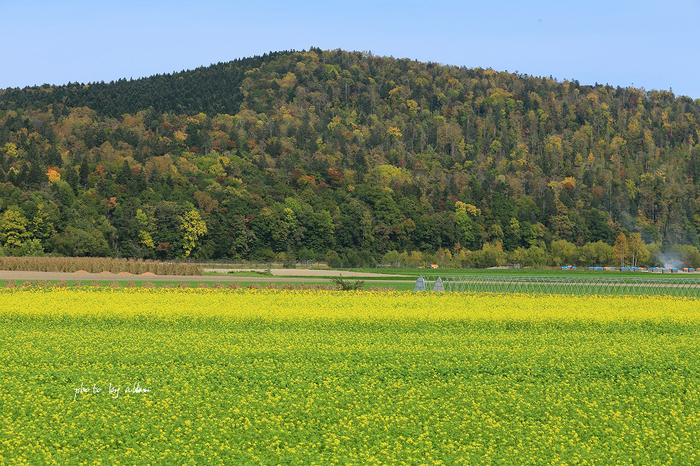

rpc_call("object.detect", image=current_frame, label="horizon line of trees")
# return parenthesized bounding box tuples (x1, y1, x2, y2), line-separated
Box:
(325, 233, 700, 269)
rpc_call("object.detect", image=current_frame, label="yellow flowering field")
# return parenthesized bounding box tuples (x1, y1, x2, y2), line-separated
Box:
(2, 288, 700, 464)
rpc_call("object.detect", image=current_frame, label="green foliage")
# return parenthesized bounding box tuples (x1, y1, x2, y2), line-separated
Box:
(14, 239, 45, 256)
(180, 210, 208, 258)
(579, 241, 614, 266)
(1, 49, 700, 264)
(0, 209, 31, 247)
(51, 226, 112, 257)
(331, 275, 365, 291)
(550, 239, 578, 266)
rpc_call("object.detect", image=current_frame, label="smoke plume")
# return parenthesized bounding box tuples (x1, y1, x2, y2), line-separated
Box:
(656, 250, 684, 269)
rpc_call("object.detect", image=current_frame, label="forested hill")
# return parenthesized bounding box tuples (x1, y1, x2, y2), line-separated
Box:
(0, 51, 292, 117)
(1, 48, 700, 267)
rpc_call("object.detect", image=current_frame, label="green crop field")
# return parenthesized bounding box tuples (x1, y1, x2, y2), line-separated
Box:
(2, 288, 699, 464)
(350, 266, 695, 279)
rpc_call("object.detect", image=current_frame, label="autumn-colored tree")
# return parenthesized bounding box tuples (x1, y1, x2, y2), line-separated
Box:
(613, 233, 628, 267)
(46, 167, 61, 184)
(180, 210, 207, 257)
(136, 209, 155, 249)
(628, 232, 649, 267)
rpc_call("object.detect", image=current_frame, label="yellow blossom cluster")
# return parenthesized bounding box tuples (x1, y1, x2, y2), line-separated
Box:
(1, 288, 700, 464)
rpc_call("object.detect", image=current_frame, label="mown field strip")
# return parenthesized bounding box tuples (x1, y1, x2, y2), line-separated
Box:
(1, 289, 700, 464)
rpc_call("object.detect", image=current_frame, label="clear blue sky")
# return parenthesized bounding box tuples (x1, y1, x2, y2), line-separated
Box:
(2, 0, 699, 98)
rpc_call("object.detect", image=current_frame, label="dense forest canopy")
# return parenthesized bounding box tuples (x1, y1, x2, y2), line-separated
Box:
(1, 48, 700, 267)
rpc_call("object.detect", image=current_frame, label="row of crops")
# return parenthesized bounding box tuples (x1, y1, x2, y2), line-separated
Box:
(416, 275, 700, 297)
(0, 256, 203, 275)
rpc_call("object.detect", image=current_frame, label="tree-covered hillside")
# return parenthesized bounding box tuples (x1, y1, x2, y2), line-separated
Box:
(1, 48, 700, 267)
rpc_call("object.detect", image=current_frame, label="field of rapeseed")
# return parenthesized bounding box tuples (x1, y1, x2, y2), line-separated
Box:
(2, 288, 700, 464)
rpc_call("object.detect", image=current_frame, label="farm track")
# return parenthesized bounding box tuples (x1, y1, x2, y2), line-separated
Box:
(0, 270, 414, 283)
